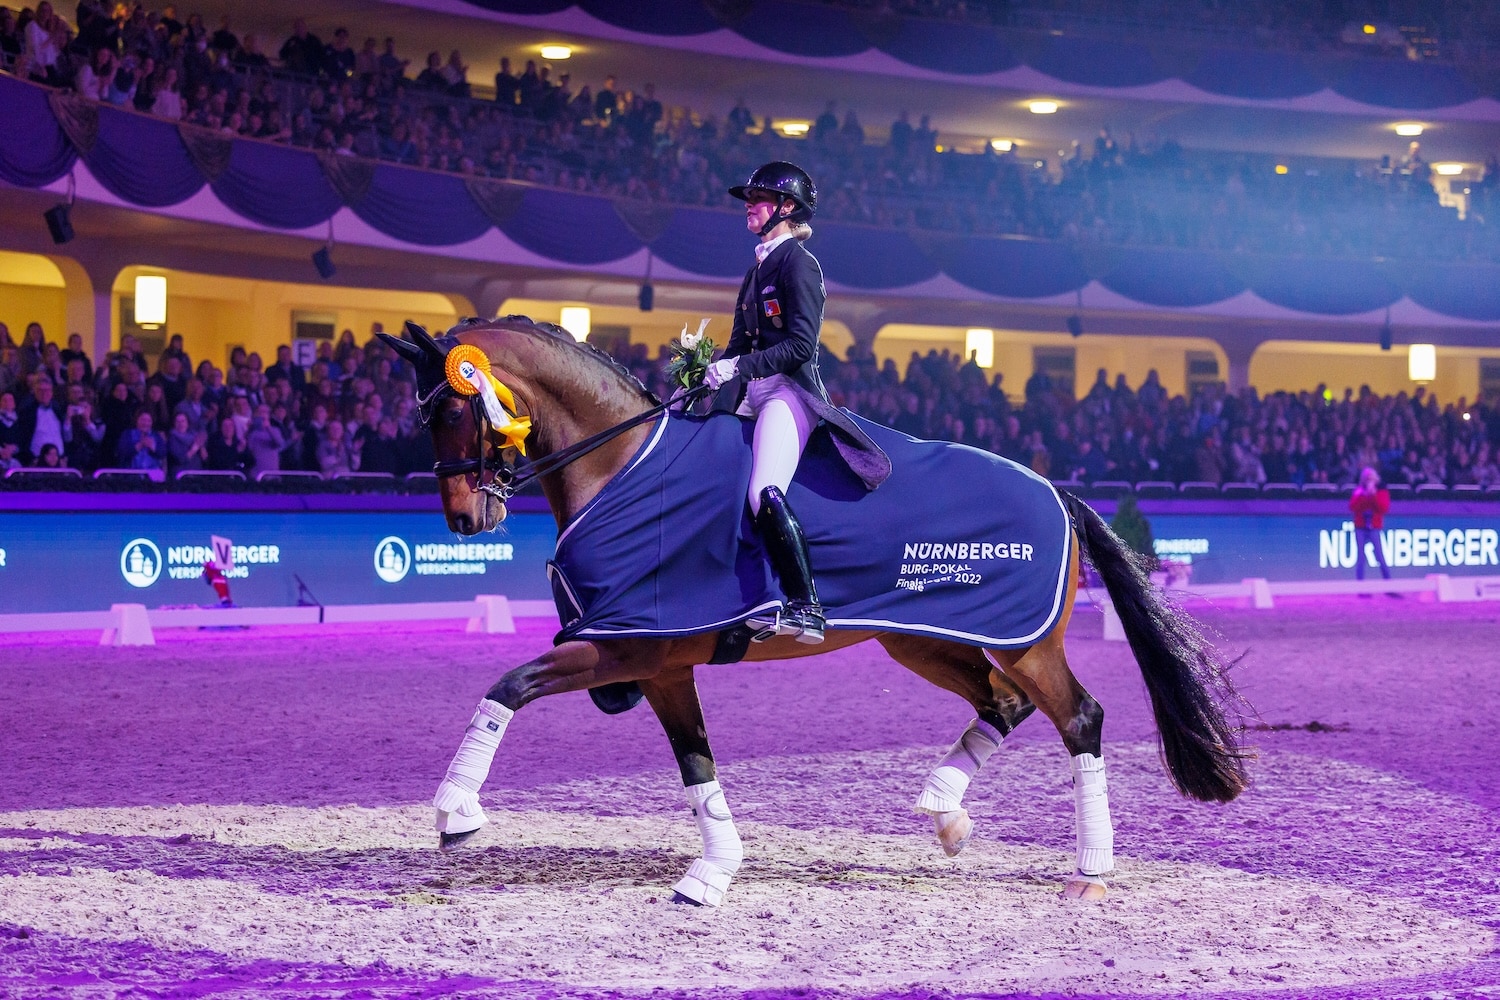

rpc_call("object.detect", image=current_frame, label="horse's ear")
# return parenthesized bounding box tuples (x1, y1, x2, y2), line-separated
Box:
(377, 331, 424, 365)
(404, 321, 446, 360)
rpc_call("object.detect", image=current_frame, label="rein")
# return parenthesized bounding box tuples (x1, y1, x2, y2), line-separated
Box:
(430, 384, 711, 501)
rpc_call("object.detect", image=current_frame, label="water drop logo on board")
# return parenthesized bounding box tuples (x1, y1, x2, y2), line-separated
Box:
(120, 538, 162, 588)
(374, 536, 411, 583)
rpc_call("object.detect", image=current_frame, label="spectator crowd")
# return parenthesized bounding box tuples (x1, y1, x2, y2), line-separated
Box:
(2, 317, 1497, 491)
(3, 2, 1500, 264)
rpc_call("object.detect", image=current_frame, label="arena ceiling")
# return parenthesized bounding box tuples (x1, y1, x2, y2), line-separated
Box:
(202, 0, 1497, 167)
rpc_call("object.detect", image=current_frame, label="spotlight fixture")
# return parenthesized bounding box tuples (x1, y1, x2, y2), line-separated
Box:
(312, 221, 336, 279)
(1379, 322, 1392, 352)
(1066, 314, 1083, 338)
(44, 172, 76, 245)
(638, 250, 654, 312)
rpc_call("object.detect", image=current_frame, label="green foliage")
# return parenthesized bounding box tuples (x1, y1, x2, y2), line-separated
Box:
(1110, 495, 1157, 566)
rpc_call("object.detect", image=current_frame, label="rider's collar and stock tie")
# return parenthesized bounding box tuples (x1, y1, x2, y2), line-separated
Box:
(422, 343, 709, 502)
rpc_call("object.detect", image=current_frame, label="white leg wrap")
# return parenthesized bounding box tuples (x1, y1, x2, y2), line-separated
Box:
(433, 699, 513, 835)
(671, 780, 743, 907)
(914, 718, 1003, 815)
(1071, 752, 1115, 876)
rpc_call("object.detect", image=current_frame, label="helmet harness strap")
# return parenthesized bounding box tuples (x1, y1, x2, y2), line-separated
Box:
(758, 193, 789, 237)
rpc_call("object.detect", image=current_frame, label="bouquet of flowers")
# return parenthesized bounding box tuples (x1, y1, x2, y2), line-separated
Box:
(666, 318, 716, 391)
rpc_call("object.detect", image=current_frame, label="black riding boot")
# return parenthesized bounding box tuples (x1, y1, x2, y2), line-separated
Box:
(755, 486, 825, 644)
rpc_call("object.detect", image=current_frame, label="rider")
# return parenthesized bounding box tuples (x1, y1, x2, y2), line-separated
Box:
(705, 161, 828, 644)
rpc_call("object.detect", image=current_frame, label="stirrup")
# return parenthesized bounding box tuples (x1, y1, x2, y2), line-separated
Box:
(746, 609, 798, 643)
(785, 603, 826, 644)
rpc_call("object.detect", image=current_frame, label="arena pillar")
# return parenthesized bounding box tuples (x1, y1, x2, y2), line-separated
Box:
(467, 595, 516, 634)
(101, 604, 155, 646)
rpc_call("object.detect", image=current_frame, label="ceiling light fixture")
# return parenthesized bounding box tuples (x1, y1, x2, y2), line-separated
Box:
(1434, 162, 1465, 176)
(539, 44, 572, 60)
(1394, 122, 1424, 137)
(991, 138, 1013, 152)
(780, 121, 810, 136)
(1028, 100, 1059, 115)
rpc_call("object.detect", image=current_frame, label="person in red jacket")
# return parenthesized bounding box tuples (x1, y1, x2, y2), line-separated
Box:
(1349, 465, 1392, 584)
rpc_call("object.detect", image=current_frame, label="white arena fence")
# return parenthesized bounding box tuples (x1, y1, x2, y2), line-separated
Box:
(0, 576, 1495, 646)
(1086, 573, 1500, 641)
(0, 596, 558, 646)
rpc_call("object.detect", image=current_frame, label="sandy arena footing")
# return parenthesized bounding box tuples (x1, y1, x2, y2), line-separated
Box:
(0, 598, 1496, 998)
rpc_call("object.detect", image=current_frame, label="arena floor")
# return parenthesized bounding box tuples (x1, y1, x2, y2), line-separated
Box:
(0, 598, 1496, 999)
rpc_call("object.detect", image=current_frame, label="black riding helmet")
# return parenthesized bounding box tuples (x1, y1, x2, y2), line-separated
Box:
(729, 161, 817, 235)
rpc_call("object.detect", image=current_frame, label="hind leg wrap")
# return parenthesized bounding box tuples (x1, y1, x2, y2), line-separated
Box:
(671, 780, 743, 907)
(915, 718, 1003, 814)
(433, 699, 513, 835)
(1071, 752, 1115, 876)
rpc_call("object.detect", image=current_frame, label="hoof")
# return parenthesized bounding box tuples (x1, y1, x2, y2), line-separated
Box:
(932, 809, 973, 857)
(671, 859, 733, 908)
(438, 827, 485, 853)
(1062, 873, 1109, 901)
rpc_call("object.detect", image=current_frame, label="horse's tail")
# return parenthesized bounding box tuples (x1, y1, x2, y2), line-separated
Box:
(1059, 489, 1251, 803)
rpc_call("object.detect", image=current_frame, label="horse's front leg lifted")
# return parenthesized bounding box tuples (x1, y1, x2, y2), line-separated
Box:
(432, 640, 643, 850)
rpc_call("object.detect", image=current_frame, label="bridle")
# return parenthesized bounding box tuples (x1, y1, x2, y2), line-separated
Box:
(419, 379, 710, 502)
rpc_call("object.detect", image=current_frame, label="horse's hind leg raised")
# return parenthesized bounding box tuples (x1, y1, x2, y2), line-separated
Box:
(638, 666, 744, 908)
(878, 635, 1037, 856)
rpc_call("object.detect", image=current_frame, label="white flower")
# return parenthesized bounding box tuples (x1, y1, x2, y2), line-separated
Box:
(679, 317, 711, 351)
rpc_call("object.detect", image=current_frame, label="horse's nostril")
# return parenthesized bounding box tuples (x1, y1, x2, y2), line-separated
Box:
(454, 513, 474, 534)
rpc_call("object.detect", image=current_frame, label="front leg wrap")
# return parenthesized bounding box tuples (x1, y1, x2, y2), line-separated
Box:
(671, 780, 743, 907)
(433, 699, 513, 835)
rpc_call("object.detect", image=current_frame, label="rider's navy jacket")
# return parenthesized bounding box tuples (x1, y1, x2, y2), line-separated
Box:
(718, 236, 830, 405)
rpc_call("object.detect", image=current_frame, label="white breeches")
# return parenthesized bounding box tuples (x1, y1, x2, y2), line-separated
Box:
(744, 375, 816, 515)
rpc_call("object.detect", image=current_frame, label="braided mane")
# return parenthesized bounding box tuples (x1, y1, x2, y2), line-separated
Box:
(448, 315, 660, 405)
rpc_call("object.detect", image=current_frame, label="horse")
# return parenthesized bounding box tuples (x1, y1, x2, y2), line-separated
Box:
(377, 316, 1249, 907)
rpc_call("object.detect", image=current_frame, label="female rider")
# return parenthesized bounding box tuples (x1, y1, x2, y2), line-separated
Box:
(704, 161, 828, 644)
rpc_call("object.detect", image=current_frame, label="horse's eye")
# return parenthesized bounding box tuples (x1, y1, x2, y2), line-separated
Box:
(441, 405, 465, 426)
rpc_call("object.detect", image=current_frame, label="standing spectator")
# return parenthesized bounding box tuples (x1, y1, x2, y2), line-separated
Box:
(0, 391, 23, 469)
(379, 37, 408, 79)
(167, 411, 207, 473)
(1349, 466, 1392, 589)
(316, 417, 354, 475)
(206, 416, 248, 472)
(278, 18, 322, 76)
(20, 376, 64, 465)
(116, 410, 166, 471)
(59, 333, 92, 383)
(323, 27, 355, 79)
(245, 403, 285, 477)
(812, 100, 838, 143)
(62, 387, 104, 472)
(18, 322, 46, 376)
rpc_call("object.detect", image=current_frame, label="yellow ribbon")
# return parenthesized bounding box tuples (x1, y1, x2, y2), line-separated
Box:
(444, 344, 531, 456)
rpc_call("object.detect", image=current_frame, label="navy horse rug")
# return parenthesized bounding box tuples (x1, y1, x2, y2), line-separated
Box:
(546, 410, 1072, 648)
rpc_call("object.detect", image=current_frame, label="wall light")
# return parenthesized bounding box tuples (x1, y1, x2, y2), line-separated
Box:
(1028, 100, 1059, 115)
(991, 138, 1013, 152)
(780, 121, 810, 136)
(964, 329, 994, 368)
(1394, 122, 1424, 137)
(539, 45, 572, 60)
(1409, 343, 1436, 382)
(1434, 162, 1465, 176)
(1274, 164, 1289, 175)
(134, 275, 167, 329)
(1363, 23, 1377, 34)
(559, 306, 591, 342)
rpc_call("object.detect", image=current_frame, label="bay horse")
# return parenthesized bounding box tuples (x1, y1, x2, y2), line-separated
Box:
(378, 317, 1248, 906)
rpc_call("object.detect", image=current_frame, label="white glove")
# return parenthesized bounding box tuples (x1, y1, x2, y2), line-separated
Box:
(705, 357, 739, 390)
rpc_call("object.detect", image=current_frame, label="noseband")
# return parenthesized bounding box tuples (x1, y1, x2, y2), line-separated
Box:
(417, 380, 710, 502)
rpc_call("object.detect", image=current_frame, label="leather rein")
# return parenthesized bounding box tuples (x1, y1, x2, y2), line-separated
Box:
(420, 382, 710, 501)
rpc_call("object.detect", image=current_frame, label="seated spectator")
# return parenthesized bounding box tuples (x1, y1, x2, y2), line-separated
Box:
(245, 402, 286, 477)
(0, 391, 22, 469)
(315, 418, 354, 476)
(34, 442, 64, 468)
(62, 388, 104, 472)
(20, 376, 64, 465)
